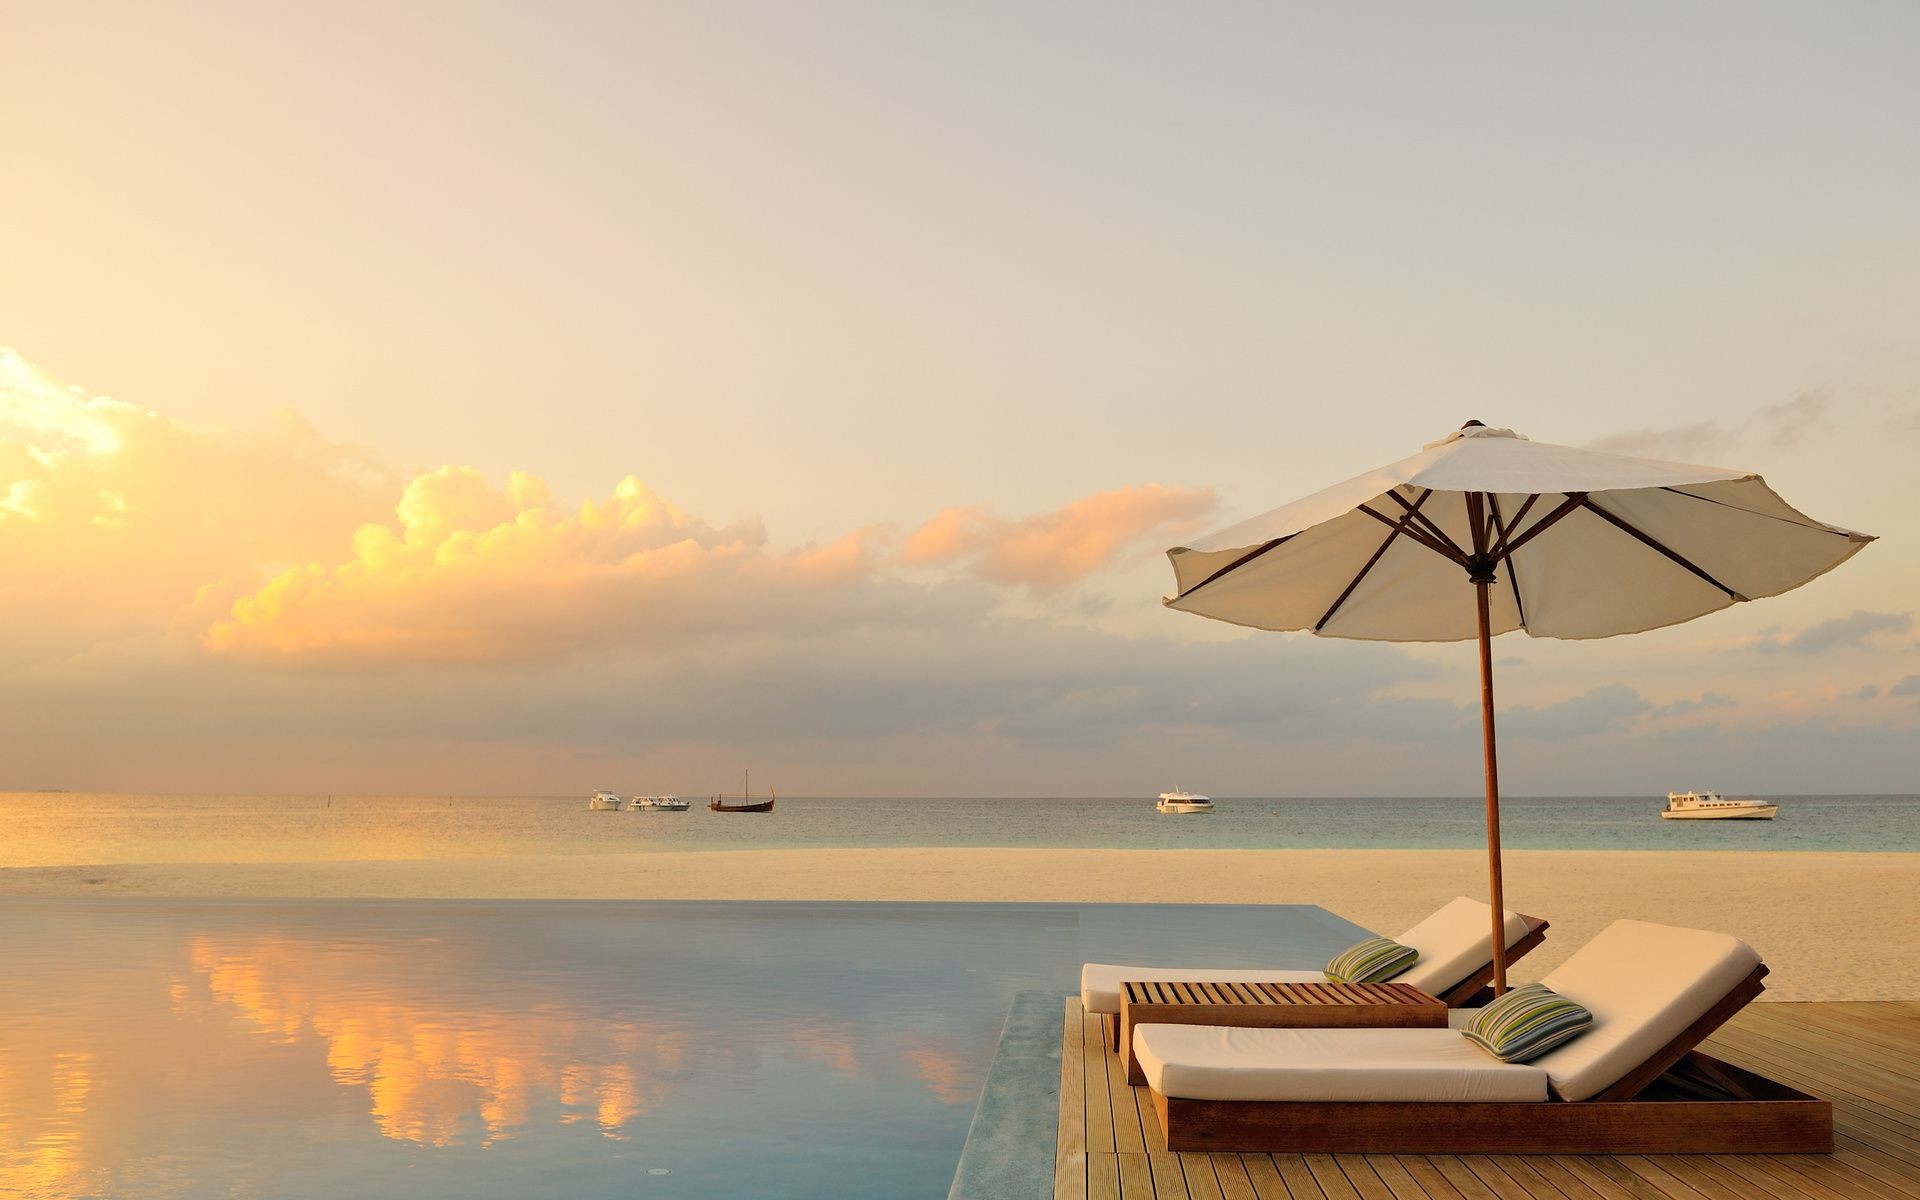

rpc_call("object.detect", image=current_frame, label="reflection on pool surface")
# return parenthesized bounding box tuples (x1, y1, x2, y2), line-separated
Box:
(0, 899, 1367, 1199)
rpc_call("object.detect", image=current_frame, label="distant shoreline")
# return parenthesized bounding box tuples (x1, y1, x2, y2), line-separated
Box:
(2, 847, 1911, 1002)
(6, 791, 1918, 800)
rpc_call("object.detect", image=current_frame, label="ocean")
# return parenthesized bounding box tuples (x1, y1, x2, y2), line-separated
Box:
(2, 792, 1915, 868)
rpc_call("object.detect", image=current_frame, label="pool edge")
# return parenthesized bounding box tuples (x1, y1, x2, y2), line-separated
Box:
(947, 990, 1060, 1200)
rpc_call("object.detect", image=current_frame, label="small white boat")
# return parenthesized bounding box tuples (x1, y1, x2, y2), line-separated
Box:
(588, 790, 624, 812)
(1661, 790, 1778, 820)
(629, 794, 691, 812)
(1156, 790, 1214, 814)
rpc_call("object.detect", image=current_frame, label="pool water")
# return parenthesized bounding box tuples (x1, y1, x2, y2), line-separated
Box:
(0, 899, 1368, 1199)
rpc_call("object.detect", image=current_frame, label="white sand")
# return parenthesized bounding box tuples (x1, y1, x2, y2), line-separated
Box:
(3, 848, 1913, 1001)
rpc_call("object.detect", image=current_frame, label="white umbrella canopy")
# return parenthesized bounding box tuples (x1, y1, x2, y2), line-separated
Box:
(1168, 424, 1873, 642)
(1165, 422, 1874, 992)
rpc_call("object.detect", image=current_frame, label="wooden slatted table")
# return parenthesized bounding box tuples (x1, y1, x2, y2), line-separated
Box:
(1119, 979, 1447, 1084)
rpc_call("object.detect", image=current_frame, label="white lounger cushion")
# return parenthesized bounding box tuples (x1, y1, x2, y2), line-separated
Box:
(1529, 919, 1761, 1101)
(1135, 1025, 1549, 1103)
(1081, 896, 1528, 1016)
(1394, 896, 1530, 995)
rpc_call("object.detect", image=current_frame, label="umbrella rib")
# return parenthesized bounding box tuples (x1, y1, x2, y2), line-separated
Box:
(1172, 534, 1296, 601)
(1658, 486, 1873, 539)
(1486, 493, 1541, 559)
(1357, 504, 1468, 566)
(1315, 489, 1433, 632)
(1497, 492, 1587, 558)
(1384, 488, 1470, 559)
(1578, 497, 1747, 601)
(1486, 493, 1529, 628)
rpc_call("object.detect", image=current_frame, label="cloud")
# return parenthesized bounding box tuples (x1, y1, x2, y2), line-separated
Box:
(1847, 684, 1880, 701)
(1651, 692, 1736, 719)
(1752, 610, 1913, 654)
(0, 347, 394, 664)
(0, 348, 143, 455)
(1, 350, 1212, 671)
(1586, 393, 1833, 462)
(902, 484, 1215, 590)
(1893, 676, 1920, 698)
(1501, 683, 1652, 738)
(202, 466, 936, 666)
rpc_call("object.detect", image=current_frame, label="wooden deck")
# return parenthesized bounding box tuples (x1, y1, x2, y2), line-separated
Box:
(1055, 997, 1920, 1200)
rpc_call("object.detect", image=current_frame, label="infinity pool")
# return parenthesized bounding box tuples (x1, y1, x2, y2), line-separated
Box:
(0, 899, 1368, 1199)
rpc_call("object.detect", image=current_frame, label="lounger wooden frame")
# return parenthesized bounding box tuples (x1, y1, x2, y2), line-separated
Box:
(1102, 912, 1551, 1051)
(1146, 963, 1836, 1155)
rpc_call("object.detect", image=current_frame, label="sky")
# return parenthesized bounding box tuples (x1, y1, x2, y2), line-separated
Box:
(2, 2, 1916, 795)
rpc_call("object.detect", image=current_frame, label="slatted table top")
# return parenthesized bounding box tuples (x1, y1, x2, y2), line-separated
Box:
(1121, 979, 1442, 1010)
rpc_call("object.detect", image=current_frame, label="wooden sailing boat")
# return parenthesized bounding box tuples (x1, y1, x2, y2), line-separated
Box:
(708, 769, 775, 813)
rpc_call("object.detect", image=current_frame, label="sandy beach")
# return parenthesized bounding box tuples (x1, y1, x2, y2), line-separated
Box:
(5, 848, 1913, 1002)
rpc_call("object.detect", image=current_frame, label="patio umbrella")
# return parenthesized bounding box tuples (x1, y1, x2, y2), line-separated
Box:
(1163, 421, 1874, 993)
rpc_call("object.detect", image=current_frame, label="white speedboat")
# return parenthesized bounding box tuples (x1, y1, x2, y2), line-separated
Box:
(588, 790, 624, 811)
(1661, 790, 1778, 820)
(1156, 790, 1213, 814)
(630, 794, 691, 812)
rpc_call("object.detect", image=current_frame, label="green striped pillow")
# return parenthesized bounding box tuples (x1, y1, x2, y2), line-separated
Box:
(1323, 936, 1419, 984)
(1461, 983, 1594, 1062)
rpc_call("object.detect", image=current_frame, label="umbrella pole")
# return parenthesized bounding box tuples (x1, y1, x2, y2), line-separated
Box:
(1475, 576, 1509, 996)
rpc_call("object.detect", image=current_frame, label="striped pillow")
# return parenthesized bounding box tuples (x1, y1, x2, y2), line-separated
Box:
(1461, 983, 1594, 1062)
(1324, 936, 1419, 984)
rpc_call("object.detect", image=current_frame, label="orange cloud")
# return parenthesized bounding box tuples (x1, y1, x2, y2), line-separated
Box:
(0, 347, 392, 662)
(3, 349, 1206, 676)
(902, 484, 1215, 590)
(202, 465, 891, 665)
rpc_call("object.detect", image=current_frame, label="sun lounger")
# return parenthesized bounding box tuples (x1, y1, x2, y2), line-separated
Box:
(1080, 896, 1549, 1049)
(1134, 918, 1832, 1153)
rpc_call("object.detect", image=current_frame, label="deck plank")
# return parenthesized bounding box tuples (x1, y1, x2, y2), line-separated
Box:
(1109, 1034, 1148, 1154)
(1614, 1155, 1713, 1200)
(1089, 1152, 1121, 1200)
(1303, 1154, 1367, 1200)
(1459, 1155, 1563, 1200)
(1085, 1008, 1116, 1155)
(1059, 999, 1089, 1200)
(1753, 1153, 1911, 1200)
(1180, 1153, 1227, 1200)
(1428, 1157, 1503, 1200)
(1360, 1154, 1443, 1200)
(1331, 1156, 1401, 1200)
(1275, 1155, 1330, 1199)
(1512, 1157, 1611, 1200)
(1147, 1153, 1193, 1200)
(1672, 1154, 1814, 1200)
(1394, 1155, 1472, 1200)
(1554, 1156, 1674, 1200)
(1210, 1154, 1263, 1200)
(1240, 1155, 1298, 1200)
(1118, 1153, 1156, 1199)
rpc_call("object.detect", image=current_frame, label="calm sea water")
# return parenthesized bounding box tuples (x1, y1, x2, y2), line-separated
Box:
(1, 793, 1916, 868)
(0, 898, 1367, 1199)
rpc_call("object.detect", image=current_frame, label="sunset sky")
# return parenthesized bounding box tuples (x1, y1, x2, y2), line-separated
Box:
(3, 3, 1915, 795)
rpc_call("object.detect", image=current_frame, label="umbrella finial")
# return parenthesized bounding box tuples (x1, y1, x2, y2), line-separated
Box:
(1461, 419, 1486, 429)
